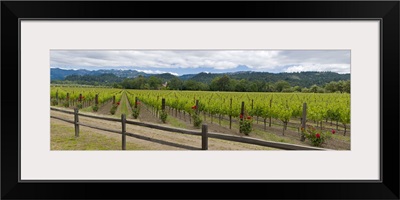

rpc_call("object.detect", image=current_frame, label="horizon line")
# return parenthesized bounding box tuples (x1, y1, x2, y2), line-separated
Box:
(50, 67, 350, 75)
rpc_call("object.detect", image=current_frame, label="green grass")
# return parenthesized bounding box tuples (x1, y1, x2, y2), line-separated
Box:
(331, 133, 351, 142)
(116, 92, 130, 117)
(166, 115, 189, 129)
(197, 114, 303, 145)
(252, 129, 296, 144)
(51, 123, 144, 150)
(80, 106, 94, 112)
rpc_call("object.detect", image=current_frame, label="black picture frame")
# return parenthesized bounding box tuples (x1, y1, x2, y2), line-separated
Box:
(2, 1, 399, 199)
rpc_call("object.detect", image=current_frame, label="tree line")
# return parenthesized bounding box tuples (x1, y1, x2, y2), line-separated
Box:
(164, 75, 350, 93)
(114, 75, 349, 93)
(52, 73, 350, 93)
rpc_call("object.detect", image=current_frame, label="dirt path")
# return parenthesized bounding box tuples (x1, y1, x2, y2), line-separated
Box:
(50, 109, 277, 150)
(97, 100, 113, 115)
(138, 103, 163, 124)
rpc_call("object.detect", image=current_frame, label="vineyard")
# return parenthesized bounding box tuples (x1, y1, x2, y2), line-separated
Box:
(50, 86, 351, 149)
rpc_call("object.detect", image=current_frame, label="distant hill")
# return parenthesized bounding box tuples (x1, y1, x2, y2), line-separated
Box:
(51, 68, 350, 88)
(153, 73, 177, 82)
(50, 68, 101, 80)
(179, 74, 197, 80)
(50, 68, 147, 80)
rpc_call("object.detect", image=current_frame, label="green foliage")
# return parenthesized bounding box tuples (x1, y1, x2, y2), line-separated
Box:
(301, 125, 332, 147)
(239, 115, 253, 135)
(282, 87, 294, 93)
(183, 80, 209, 91)
(192, 113, 202, 128)
(301, 88, 310, 93)
(92, 104, 99, 112)
(160, 110, 168, 123)
(51, 98, 58, 106)
(132, 107, 140, 119)
(340, 107, 350, 124)
(51, 87, 350, 136)
(292, 86, 302, 92)
(76, 102, 83, 109)
(63, 101, 69, 108)
(110, 103, 118, 115)
(210, 75, 234, 91)
(168, 77, 183, 90)
(324, 80, 350, 93)
(52, 70, 350, 92)
(148, 76, 163, 90)
(274, 80, 291, 92)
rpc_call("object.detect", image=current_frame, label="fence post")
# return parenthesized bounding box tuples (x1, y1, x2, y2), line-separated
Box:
(161, 98, 165, 111)
(121, 114, 126, 150)
(74, 108, 79, 137)
(239, 101, 244, 133)
(201, 124, 208, 150)
(95, 94, 99, 105)
(66, 92, 70, 106)
(301, 103, 307, 141)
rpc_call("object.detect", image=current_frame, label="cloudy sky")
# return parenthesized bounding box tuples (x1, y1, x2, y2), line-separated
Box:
(50, 50, 350, 75)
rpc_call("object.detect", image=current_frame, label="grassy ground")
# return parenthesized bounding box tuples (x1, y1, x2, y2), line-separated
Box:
(331, 133, 351, 142)
(204, 114, 296, 144)
(166, 115, 189, 129)
(115, 92, 131, 117)
(51, 123, 144, 150)
(80, 106, 93, 112)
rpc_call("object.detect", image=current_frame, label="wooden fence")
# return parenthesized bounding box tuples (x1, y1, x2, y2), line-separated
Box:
(50, 107, 326, 151)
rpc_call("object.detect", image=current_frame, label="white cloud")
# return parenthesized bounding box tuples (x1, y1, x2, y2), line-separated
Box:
(285, 64, 350, 74)
(50, 50, 350, 73)
(136, 69, 178, 76)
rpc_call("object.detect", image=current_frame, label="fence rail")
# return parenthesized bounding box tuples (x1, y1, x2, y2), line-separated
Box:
(50, 107, 326, 151)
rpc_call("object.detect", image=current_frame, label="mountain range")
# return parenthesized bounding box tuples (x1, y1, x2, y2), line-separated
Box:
(50, 68, 350, 88)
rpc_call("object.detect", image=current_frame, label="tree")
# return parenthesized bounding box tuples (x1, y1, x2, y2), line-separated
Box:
(211, 75, 232, 91)
(183, 80, 204, 91)
(217, 75, 230, 91)
(132, 75, 146, 89)
(336, 81, 344, 93)
(234, 79, 250, 92)
(265, 82, 275, 92)
(310, 84, 319, 93)
(148, 76, 162, 90)
(168, 77, 183, 90)
(325, 81, 338, 92)
(317, 87, 325, 93)
(209, 78, 219, 91)
(302, 87, 310, 93)
(342, 80, 350, 93)
(292, 86, 302, 92)
(274, 80, 291, 92)
(252, 80, 266, 92)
